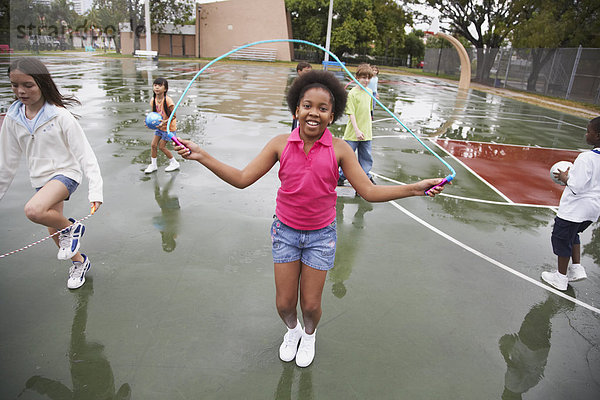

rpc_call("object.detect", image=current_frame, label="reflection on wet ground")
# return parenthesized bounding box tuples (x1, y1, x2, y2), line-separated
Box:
(1, 56, 598, 399)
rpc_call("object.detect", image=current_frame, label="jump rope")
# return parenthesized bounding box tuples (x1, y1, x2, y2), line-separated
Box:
(0, 205, 97, 259)
(1, 39, 454, 259)
(164, 39, 456, 193)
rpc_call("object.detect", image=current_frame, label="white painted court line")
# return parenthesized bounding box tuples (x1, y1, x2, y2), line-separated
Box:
(388, 200, 600, 315)
(427, 138, 514, 203)
(371, 172, 558, 211)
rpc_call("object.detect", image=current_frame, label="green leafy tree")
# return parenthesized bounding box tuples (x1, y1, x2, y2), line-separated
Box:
(94, 0, 195, 53)
(285, 0, 333, 48)
(331, 0, 377, 54)
(420, 0, 519, 83)
(402, 30, 425, 66)
(9, 0, 82, 49)
(286, 0, 412, 58)
(372, 0, 412, 59)
(89, 0, 128, 53)
(510, 0, 600, 91)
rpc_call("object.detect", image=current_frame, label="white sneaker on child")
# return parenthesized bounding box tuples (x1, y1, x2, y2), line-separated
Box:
(165, 159, 180, 172)
(295, 329, 316, 367)
(279, 320, 303, 362)
(67, 254, 90, 289)
(57, 218, 85, 260)
(567, 264, 587, 282)
(144, 163, 158, 173)
(541, 270, 568, 291)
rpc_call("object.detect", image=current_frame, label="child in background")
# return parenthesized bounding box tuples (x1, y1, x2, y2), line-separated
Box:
(296, 61, 312, 76)
(175, 70, 446, 367)
(144, 77, 180, 173)
(542, 116, 600, 290)
(0, 57, 103, 289)
(367, 65, 379, 119)
(338, 63, 375, 186)
(291, 62, 313, 131)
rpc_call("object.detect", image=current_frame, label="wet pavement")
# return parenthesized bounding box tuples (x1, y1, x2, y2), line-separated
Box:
(0, 55, 599, 399)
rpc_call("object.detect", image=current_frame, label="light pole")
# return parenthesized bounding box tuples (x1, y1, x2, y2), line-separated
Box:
(144, 0, 151, 52)
(324, 0, 333, 62)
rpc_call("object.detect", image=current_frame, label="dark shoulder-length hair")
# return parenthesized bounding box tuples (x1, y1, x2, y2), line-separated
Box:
(8, 57, 80, 108)
(152, 77, 172, 117)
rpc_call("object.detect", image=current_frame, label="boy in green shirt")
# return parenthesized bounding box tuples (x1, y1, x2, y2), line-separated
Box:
(338, 64, 375, 186)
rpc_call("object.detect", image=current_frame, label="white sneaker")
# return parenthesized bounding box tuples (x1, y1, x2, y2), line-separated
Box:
(567, 264, 587, 282)
(279, 320, 303, 362)
(295, 329, 316, 367)
(165, 159, 180, 172)
(144, 163, 158, 173)
(67, 254, 90, 289)
(57, 219, 85, 260)
(541, 270, 568, 291)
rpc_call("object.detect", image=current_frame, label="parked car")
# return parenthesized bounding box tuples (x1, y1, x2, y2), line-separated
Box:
(28, 35, 68, 51)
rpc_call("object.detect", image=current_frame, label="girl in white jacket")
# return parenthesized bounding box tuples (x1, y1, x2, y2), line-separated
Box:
(0, 58, 103, 289)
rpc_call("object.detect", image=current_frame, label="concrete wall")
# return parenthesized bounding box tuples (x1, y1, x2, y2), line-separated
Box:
(197, 0, 292, 61)
(120, 32, 195, 58)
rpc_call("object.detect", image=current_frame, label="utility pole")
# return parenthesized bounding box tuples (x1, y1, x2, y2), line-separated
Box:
(324, 0, 333, 62)
(144, 0, 151, 52)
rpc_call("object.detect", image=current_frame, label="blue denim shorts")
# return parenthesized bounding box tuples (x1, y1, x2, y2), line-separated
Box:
(271, 216, 337, 271)
(35, 174, 79, 201)
(155, 129, 176, 142)
(551, 216, 592, 257)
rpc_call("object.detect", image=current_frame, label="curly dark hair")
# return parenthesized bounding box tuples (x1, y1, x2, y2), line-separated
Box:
(590, 116, 600, 135)
(287, 70, 347, 123)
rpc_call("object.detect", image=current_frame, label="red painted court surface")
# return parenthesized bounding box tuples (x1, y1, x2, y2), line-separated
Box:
(434, 138, 581, 206)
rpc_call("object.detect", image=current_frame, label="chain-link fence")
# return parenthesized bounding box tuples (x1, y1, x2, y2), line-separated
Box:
(424, 46, 600, 105)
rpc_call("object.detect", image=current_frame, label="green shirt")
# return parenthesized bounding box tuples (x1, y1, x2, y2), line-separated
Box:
(343, 85, 373, 141)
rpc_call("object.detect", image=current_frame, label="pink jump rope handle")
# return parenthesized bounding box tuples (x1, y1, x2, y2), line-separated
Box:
(425, 175, 453, 196)
(168, 133, 190, 153)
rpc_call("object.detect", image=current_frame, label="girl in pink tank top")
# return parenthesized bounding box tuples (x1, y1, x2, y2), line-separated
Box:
(175, 71, 446, 367)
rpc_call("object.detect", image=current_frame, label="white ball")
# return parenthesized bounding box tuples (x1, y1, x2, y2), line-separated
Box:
(550, 161, 573, 186)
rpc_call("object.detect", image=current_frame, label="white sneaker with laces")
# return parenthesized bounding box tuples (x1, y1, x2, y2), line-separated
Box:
(144, 163, 158, 173)
(279, 320, 303, 362)
(295, 329, 316, 367)
(567, 264, 587, 282)
(67, 254, 90, 289)
(541, 270, 568, 291)
(57, 219, 85, 260)
(165, 159, 180, 172)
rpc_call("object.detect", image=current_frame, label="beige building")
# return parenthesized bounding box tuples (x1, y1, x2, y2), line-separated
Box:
(196, 0, 292, 61)
(121, 0, 293, 61)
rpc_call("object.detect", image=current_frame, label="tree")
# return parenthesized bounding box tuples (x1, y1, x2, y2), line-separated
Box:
(90, 0, 195, 54)
(420, 0, 519, 83)
(372, 0, 412, 59)
(402, 30, 425, 66)
(285, 0, 411, 58)
(90, 0, 129, 53)
(510, 0, 600, 91)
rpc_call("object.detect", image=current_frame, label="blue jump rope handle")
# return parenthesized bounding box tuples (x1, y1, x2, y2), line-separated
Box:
(425, 175, 453, 196)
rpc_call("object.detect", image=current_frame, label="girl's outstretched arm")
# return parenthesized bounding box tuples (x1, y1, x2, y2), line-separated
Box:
(335, 138, 447, 201)
(176, 136, 286, 188)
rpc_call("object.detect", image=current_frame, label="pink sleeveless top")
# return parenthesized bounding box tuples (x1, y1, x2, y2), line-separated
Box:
(275, 127, 339, 230)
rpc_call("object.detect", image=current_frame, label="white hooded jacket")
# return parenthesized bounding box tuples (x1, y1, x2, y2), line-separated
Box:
(0, 101, 103, 203)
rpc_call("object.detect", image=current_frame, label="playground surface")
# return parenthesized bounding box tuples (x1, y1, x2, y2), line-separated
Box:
(0, 55, 599, 399)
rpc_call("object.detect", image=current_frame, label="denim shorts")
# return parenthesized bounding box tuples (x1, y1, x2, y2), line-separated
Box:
(155, 129, 176, 142)
(271, 216, 337, 271)
(551, 216, 592, 257)
(35, 174, 79, 201)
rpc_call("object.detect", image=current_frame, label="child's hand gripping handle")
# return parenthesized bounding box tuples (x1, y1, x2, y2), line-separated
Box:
(168, 133, 190, 153)
(425, 175, 453, 196)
